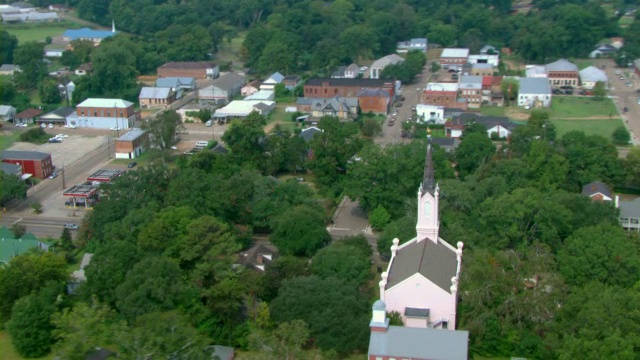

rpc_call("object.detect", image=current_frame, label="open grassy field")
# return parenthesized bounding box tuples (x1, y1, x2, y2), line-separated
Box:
(550, 118, 624, 138)
(3, 20, 82, 43)
(0, 131, 20, 151)
(480, 106, 507, 117)
(549, 96, 618, 118)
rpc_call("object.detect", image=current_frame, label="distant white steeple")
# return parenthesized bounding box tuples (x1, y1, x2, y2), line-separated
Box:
(112, 20, 116, 33)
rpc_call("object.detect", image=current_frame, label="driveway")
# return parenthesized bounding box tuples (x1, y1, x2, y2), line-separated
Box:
(329, 197, 382, 261)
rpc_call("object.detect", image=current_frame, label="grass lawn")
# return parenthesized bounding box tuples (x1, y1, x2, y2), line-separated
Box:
(4, 21, 82, 43)
(0, 131, 20, 151)
(0, 331, 54, 360)
(574, 59, 594, 70)
(480, 107, 507, 117)
(549, 96, 618, 118)
(551, 118, 624, 139)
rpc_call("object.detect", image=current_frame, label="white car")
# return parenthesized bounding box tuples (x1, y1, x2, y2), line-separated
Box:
(41, 123, 46, 128)
(56, 134, 69, 138)
(48, 123, 54, 129)
(16, 123, 27, 127)
(110, 127, 118, 131)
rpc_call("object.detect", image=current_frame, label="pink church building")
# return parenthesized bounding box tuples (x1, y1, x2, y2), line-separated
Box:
(368, 139, 468, 360)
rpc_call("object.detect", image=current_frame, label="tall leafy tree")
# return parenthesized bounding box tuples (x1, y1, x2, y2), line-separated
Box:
(0, 30, 18, 64)
(143, 110, 184, 150)
(270, 205, 330, 257)
(0, 252, 67, 322)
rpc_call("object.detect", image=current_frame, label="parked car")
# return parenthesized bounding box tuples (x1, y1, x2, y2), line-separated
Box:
(41, 123, 46, 128)
(206, 120, 213, 127)
(48, 138, 61, 143)
(395, 102, 403, 107)
(110, 127, 118, 131)
(127, 161, 137, 168)
(56, 134, 68, 138)
(48, 172, 58, 179)
(64, 224, 79, 230)
(16, 123, 27, 127)
(295, 177, 305, 182)
(64, 124, 77, 129)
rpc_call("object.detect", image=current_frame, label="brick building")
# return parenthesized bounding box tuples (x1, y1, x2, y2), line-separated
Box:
(439, 48, 470, 70)
(423, 83, 467, 110)
(545, 59, 579, 88)
(304, 78, 395, 99)
(157, 62, 220, 80)
(357, 88, 390, 115)
(75, 98, 137, 129)
(1, 150, 53, 179)
(115, 128, 148, 159)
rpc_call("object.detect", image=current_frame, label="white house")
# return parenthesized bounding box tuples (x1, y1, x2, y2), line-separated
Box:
(198, 72, 246, 104)
(579, 66, 608, 90)
(396, 38, 428, 53)
(379, 141, 463, 329)
(416, 104, 445, 124)
(260, 72, 285, 91)
(518, 77, 552, 108)
(370, 54, 405, 79)
(213, 100, 276, 121)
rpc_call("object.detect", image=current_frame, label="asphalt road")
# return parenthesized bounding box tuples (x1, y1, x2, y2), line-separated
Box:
(593, 58, 640, 145)
(0, 214, 76, 239)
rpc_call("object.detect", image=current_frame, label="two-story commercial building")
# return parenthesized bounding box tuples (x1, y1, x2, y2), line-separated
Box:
(115, 128, 148, 159)
(423, 83, 462, 109)
(75, 98, 137, 129)
(304, 78, 395, 99)
(545, 59, 579, 88)
(439, 48, 469, 71)
(1, 150, 53, 179)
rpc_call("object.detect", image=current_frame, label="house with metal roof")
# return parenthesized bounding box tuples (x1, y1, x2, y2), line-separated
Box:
(63, 27, 115, 45)
(1, 162, 22, 176)
(0, 105, 16, 121)
(260, 72, 285, 90)
(14, 108, 42, 124)
(439, 48, 469, 70)
(518, 77, 552, 107)
(1, 11, 58, 23)
(244, 90, 275, 101)
(139, 87, 175, 109)
(579, 66, 608, 90)
(378, 140, 464, 329)
(370, 54, 405, 79)
(199, 72, 246, 104)
(368, 301, 469, 360)
(241, 80, 262, 97)
(155, 77, 195, 99)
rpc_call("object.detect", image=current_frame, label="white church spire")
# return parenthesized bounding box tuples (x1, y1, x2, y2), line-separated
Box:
(112, 20, 116, 33)
(416, 135, 439, 242)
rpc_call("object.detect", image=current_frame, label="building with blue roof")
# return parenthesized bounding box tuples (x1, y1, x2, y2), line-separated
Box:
(63, 27, 115, 45)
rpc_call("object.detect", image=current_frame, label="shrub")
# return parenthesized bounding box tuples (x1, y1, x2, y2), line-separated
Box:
(612, 126, 631, 145)
(19, 127, 49, 144)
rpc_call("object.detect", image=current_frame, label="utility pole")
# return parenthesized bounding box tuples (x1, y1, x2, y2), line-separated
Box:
(61, 159, 66, 190)
(114, 103, 120, 138)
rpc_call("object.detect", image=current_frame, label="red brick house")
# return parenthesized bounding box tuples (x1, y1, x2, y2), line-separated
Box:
(1, 150, 53, 179)
(14, 108, 43, 125)
(157, 62, 220, 79)
(439, 48, 469, 70)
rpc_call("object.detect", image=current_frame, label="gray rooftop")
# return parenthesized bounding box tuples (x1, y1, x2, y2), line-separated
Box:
(356, 88, 390, 97)
(41, 107, 75, 119)
(579, 66, 608, 83)
(117, 128, 146, 141)
(299, 127, 322, 142)
(519, 77, 551, 95)
(2, 150, 50, 161)
(368, 326, 469, 359)
(1, 162, 22, 176)
(156, 77, 195, 88)
(371, 54, 405, 70)
(265, 72, 285, 84)
(210, 72, 246, 91)
(546, 58, 578, 72)
(619, 198, 640, 218)
(386, 239, 458, 293)
(139, 87, 172, 99)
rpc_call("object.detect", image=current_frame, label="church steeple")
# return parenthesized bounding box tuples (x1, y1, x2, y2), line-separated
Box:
(112, 20, 116, 33)
(420, 137, 436, 197)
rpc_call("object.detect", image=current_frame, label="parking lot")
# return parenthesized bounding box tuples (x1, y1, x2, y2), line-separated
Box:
(7, 133, 109, 170)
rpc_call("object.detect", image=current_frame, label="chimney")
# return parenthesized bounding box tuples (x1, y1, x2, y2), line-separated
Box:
(370, 300, 389, 332)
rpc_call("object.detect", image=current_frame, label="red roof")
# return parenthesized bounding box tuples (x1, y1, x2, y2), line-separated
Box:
(482, 76, 493, 87)
(491, 76, 503, 86)
(15, 108, 43, 119)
